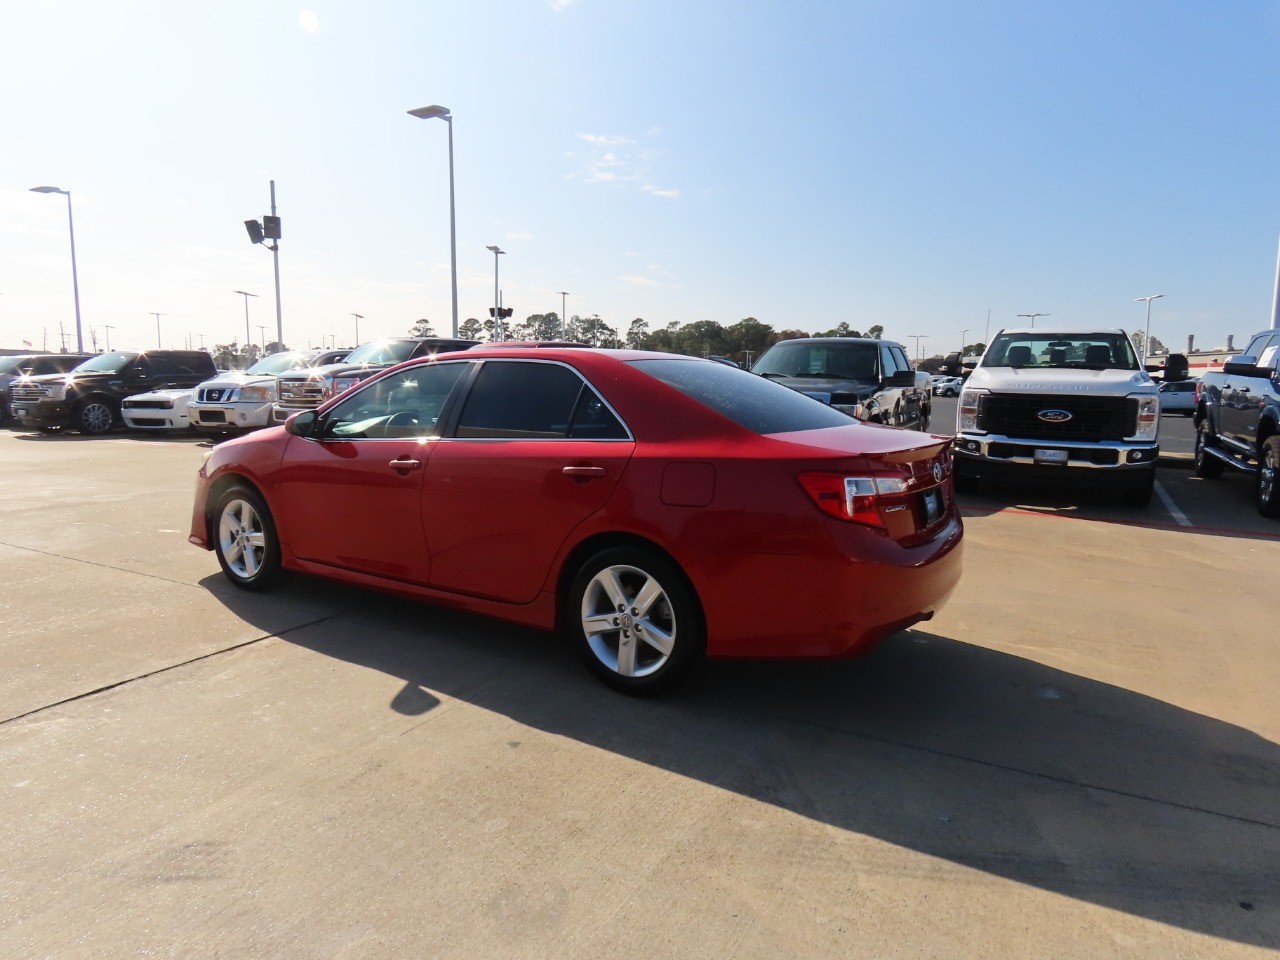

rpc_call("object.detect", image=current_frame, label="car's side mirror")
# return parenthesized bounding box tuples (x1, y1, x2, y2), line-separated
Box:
(285, 410, 317, 437)
(887, 370, 917, 387)
(1222, 358, 1266, 378)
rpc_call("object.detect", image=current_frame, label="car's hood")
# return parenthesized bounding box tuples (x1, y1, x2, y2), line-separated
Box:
(21, 370, 118, 386)
(196, 372, 276, 390)
(966, 366, 1157, 396)
(128, 388, 193, 401)
(766, 375, 879, 402)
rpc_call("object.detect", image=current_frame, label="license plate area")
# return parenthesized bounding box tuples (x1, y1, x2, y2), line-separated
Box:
(920, 487, 944, 525)
(201, 410, 226, 423)
(1034, 448, 1069, 466)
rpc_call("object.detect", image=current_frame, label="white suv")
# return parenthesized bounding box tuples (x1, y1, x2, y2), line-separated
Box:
(188, 349, 348, 434)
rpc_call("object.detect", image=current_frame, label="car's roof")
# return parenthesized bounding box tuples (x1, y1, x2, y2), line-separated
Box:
(776, 337, 902, 347)
(995, 327, 1129, 336)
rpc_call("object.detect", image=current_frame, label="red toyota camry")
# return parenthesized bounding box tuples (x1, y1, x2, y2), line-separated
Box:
(190, 347, 963, 693)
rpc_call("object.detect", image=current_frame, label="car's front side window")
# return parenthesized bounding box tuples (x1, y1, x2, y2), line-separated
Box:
(322, 362, 469, 440)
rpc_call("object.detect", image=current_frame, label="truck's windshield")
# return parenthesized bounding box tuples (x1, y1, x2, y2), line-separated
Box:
(73, 352, 140, 374)
(341, 340, 416, 366)
(984, 333, 1139, 371)
(751, 341, 879, 380)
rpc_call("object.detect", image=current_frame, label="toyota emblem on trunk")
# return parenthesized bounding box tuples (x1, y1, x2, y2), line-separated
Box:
(1037, 409, 1073, 423)
(932, 462, 943, 483)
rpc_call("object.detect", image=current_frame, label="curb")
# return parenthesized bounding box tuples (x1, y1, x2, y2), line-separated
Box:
(1159, 452, 1195, 470)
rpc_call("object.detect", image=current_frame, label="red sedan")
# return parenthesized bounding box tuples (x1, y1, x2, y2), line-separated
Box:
(190, 347, 963, 693)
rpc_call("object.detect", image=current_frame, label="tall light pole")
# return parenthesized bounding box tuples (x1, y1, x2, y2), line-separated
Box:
(30, 186, 84, 353)
(960, 329, 969, 358)
(1134, 294, 1165, 360)
(1018, 312, 1050, 328)
(486, 245, 505, 341)
(557, 291, 570, 340)
(233, 290, 258, 365)
(909, 334, 928, 361)
(350, 312, 363, 345)
(408, 104, 459, 338)
(150, 312, 166, 349)
(102, 324, 114, 352)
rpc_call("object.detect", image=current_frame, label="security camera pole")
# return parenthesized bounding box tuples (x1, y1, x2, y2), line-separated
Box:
(243, 180, 284, 349)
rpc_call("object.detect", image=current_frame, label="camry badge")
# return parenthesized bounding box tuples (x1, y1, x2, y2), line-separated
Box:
(932, 462, 943, 483)
(1037, 409, 1073, 423)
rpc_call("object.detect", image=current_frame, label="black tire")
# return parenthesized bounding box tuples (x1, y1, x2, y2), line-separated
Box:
(75, 399, 116, 435)
(212, 485, 288, 591)
(1120, 468, 1155, 509)
(1193, 418, 1224, 479)
(1256, 436, 1280, 519)
(566, 546, 704, 695)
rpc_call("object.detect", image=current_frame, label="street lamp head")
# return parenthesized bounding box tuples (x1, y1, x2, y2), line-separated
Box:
(1133, 294, 1165, 303)
(233, 290, 259, 298)
(408, 104, 451, 121)
(486, 245, 505, 255)
(30, 185, 68, 195)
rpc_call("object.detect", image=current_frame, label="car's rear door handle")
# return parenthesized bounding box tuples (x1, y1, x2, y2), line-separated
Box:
(562, 465, 606, 477)
(389, 459, 422, 473)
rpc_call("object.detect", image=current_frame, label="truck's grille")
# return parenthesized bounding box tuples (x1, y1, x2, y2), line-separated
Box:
(198, 387, 228, 402)
(979, 393, 1136, 441)
(276, 379, 324, 407)
(10, 385, 46, 403)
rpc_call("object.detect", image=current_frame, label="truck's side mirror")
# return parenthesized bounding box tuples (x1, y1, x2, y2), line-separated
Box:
(1164, 353, 1189, 382)
(938, 351, 962, 377)
(888, 370, 917, 387)
(1222, 358, 1267, 378)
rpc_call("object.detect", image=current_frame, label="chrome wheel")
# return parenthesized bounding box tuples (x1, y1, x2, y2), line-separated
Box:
(1258, 437, 1280, 518)
(218, 497, 269, 582)
(580, 563, 676, 679)
(78, 401, 114, 434)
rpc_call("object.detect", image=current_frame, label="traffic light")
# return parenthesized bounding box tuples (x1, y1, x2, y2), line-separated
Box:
(488, 307, 496, 318)
(262, 215, 282, 240)
(499, 307, 513, 319)
(244, 219, 264, 244)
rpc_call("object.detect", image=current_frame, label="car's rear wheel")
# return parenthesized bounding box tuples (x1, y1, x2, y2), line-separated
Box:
(1193, 418, 1224, 479)
(76, 400, 115, 435)
(567, 546, 704, 695)
(214, 485, 287, 590)
(1256, 437, 1280, 519)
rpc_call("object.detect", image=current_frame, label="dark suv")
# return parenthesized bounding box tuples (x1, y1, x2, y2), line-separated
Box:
(10, 350, 218, 434)
(1, 353, 93, 423)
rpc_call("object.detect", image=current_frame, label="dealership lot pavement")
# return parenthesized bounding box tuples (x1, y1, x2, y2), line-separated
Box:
(0, 427, 1276, 959)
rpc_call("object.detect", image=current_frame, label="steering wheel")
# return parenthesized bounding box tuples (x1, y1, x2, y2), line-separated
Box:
(386, 411, 420, 429)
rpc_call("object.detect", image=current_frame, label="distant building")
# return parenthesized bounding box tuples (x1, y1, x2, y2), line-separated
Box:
(1149, 334, 1241, 376)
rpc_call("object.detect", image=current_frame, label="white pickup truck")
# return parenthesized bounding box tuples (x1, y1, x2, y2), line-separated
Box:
(952, 327, 1173, 507)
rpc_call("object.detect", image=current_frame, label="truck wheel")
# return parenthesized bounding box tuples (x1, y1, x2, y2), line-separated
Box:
(76, 400, 116, 435)
(1193, 419, 1224, 479)
(1256, 437, 1280, 519)
(1120, 469, 1155, 509)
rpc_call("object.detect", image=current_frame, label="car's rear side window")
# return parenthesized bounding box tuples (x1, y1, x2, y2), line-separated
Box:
(456, 360, 625, 440)
(629, 358, 854, 434)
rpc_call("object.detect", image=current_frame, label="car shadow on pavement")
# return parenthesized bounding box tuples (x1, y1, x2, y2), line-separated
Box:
(206, 574, 1279, 949)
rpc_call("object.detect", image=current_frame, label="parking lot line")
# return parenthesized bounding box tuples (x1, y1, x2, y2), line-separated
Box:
(1153, 479, 1192, 527)
(964, 506, 1280, 541)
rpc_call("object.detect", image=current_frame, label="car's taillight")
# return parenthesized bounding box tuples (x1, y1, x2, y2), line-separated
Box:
(798, 472, 910, 528)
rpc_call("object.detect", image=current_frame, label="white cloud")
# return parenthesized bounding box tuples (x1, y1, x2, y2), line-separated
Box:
(620, 275, 659, 287)
(299, 10, 319, 32)
(549, 0, 578, 12)
(642, 184, 679, 199)
(571, 131, 679, 199)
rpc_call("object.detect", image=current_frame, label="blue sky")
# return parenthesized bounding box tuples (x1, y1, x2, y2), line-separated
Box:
(3, 0, 1279, 357)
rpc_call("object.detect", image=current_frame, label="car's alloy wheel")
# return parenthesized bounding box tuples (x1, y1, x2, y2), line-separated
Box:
(77, 401, 115, 435)
(569, 547, 704, 694)
(214, 486, 286, 590)
(1257, 437, 1280, 519)
(1193, 418, 1224, 479)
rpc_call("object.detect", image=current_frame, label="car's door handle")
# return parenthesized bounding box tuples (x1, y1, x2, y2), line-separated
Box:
(389, 459, 422, 472)
(562, 465, 606, 477)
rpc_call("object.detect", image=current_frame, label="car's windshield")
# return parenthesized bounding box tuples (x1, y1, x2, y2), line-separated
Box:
(631, 357, 856, 434)
(247, 352, 312, 375)
(0, 356, 35, 375)
(984, 333, 1139, 371)
(341, 340, 416, 365)
(751, 341, 879, 381)
(72, 352, 140, 374)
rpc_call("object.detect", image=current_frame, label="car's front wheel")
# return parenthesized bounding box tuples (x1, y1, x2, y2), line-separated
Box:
(213, 485, 287, 590)
(1256, 436, 1280, 519)
(76, 399, 116, 435)
(567, 546, 704, 695)
(1193, 418, 1224, 479)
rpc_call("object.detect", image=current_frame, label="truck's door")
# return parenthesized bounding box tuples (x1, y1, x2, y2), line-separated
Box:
(1221, 333, 1278, 445)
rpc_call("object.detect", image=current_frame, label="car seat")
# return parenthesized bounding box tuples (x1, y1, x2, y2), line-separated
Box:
(1085, 344, 1112, 366)
(1006, 345, 1034, 366)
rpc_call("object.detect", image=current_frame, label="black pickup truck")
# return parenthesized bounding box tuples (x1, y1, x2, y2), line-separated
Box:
(1194, 328, 1280, 517)
(750, 336, 930, 428)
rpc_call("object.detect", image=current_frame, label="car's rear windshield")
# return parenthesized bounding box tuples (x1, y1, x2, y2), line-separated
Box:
(73, 352, 140, 374)
(629, 358, 855, 434)
(984, 333, 1139, 371)
(751, 340, 879, 380)
(342, 340, 416, 365)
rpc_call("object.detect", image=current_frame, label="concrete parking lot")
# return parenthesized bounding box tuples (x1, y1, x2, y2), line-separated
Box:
(0, 425, 1276, 959)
